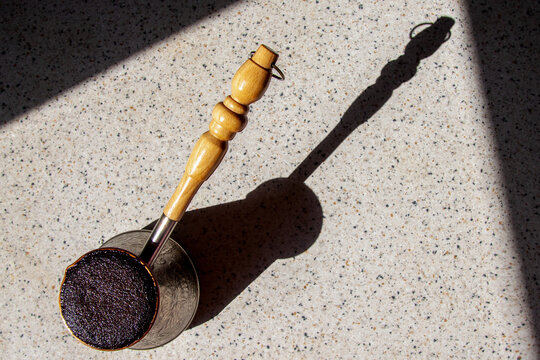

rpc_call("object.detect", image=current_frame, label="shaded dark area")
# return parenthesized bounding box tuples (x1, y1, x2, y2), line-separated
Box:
(144, 17, 454, 328)
(0, 0, 238, 125)
(465, 0, 540, 341)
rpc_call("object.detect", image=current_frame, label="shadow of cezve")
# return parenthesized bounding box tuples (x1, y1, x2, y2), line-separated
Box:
(0, 0, 238, 125)
(144, 17, 454, 329)
(465, 0, 540, 341)
(147, 179, 323, 327)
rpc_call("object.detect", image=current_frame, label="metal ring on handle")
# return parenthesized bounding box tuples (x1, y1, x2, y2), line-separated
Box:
(271, 64, 285, 80)
(250, 51, 285, 80)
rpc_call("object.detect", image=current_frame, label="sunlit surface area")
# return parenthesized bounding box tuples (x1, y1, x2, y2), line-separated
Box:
(1, 0, 537, 358)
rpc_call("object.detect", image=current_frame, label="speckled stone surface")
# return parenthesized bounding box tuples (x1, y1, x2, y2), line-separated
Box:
(1, 0, 538, 358)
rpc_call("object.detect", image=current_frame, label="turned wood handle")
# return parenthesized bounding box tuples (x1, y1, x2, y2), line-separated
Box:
(163, 45, 279, 221)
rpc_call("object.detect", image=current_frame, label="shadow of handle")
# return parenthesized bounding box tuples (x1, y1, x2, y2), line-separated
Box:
(290, 16, 455, 183)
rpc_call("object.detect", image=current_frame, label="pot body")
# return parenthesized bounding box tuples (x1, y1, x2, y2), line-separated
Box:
(101, 230, 199, 350)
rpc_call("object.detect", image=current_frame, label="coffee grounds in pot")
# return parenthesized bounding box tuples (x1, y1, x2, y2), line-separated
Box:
(59, 248, 158, 350)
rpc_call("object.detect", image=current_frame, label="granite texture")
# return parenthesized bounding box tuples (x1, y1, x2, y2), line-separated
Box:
(1, 0, 538, 358)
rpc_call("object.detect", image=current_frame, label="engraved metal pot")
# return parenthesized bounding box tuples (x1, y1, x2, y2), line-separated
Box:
(101, 230, 199, 350)
(59, 45, 280, 351)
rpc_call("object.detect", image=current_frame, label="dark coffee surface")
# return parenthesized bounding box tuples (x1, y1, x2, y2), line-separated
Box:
(60, 249, 158, 350)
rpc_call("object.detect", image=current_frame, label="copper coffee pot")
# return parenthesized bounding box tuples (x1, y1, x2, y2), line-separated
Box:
(59, 45, 282, 350)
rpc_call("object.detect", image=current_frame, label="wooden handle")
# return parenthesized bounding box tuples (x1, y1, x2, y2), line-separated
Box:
(163, 45, 279, 221)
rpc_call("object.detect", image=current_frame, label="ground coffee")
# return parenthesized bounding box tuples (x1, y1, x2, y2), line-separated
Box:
(59, 248, 158, 350)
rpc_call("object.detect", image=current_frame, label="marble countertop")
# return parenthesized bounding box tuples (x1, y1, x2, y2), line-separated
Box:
(1, 0, 538, 358)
